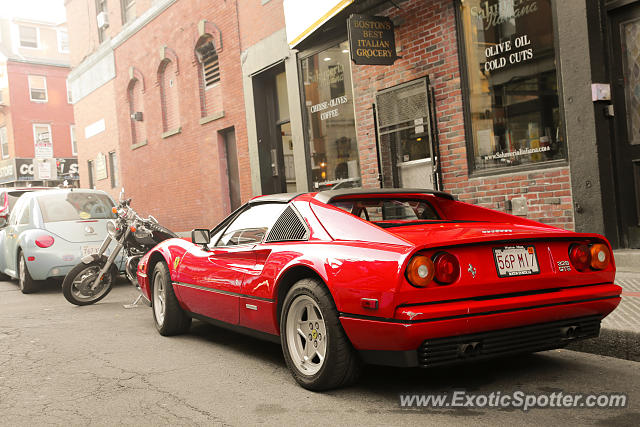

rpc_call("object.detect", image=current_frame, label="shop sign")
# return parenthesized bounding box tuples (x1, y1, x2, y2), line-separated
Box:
(16, 158, 35, 180)
(0, 158, 16, 184)
(347, 14, 397, 66)
(35, 131, 53, 158)
(57, 158, 79, 179)
(35, 158, 55, 180)
(95, 152, 107, 181)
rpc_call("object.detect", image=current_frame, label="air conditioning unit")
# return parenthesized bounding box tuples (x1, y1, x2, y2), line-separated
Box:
(130, 111, 143, 121)
(97, 11, 109, 29)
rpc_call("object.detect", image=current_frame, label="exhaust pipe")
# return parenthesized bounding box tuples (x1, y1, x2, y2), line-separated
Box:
(458, 341, 482, 358)
(561, 325, 581, 339)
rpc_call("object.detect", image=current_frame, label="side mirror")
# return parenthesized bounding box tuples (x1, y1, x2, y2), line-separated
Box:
(191, 229, 210, 247)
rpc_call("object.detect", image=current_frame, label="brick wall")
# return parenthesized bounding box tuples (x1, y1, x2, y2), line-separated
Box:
(6, 61, 75, 159)
(237, 0, 286, 50)
(72, 79, 121, 200)
(113, 0, 251, 232)
(351, 0, 575, 230)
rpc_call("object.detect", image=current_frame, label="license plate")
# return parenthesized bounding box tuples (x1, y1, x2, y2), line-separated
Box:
(81, 245, 101, 257)
(493, 245, 540, 277)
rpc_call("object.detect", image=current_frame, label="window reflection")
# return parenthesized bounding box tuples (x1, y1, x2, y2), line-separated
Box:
(301, 41, 361, 190)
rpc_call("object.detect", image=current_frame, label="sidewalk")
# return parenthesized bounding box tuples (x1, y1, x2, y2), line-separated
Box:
(568, 251, 640, 362)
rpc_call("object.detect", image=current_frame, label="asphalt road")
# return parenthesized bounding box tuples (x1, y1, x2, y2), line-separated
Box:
(0, 279, 638, 426)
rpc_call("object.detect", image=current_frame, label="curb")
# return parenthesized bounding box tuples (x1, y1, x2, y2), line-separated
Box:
(567, 327, 640, 362)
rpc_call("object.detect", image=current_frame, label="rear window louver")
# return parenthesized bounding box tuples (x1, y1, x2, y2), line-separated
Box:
(265, 205, 309, 243)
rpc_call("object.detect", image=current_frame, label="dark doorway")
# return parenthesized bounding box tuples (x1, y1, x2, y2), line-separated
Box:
(253, 64, 296, 195)
(609, 3, 640, 248)
(221, 127, 241, 212)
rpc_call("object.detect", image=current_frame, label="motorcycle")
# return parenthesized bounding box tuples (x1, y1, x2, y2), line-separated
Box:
(62, 190, 178, 306)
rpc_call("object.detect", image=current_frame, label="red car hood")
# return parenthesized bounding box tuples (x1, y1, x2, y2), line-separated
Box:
(384, 221, 572, 248)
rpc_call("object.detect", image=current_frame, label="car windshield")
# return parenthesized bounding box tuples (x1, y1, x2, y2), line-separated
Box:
(329, 198, 440, 225)
(38, 192, 116, 222)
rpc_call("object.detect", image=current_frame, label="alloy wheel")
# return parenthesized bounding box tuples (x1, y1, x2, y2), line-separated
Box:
(153, 271, 166, 325)
(18, 255, 25, 290)
(285, 295, 327, 376)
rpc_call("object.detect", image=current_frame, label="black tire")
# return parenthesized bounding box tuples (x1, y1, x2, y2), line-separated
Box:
(280, 278, 362, 391)
(151, 262, 191, 336)
(61, 257, 116, 305)
(18, 251, 39, 294)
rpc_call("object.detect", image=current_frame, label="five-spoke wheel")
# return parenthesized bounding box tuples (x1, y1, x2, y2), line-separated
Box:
(280, 278, 361, 390)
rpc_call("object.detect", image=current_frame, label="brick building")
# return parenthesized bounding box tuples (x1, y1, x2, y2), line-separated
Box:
(255, 0, 639, 249)
(65, 0, 640, 248)
(0, 16, 76, 187)
(66, 0, 251, 230)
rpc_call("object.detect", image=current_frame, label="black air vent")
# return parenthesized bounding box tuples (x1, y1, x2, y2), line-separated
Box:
(265, 206, 308, 243)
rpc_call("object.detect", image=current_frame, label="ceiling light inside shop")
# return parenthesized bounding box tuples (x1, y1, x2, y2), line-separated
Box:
(342, 49, 349, 53)
(323, 57, 332, 61)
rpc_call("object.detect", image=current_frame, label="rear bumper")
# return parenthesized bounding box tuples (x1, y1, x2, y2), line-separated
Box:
(26, 244, 124, 280)
(340, 283, 621, 367)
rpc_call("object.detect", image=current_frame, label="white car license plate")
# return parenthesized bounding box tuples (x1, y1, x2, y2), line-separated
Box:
(493, 245, 540, 277)
(81, 245, 101, 257)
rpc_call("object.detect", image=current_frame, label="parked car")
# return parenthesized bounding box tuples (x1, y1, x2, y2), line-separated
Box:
(0, 187, 51, 228)
(0, 188, 118, 293)
(136, 189, 621, 390)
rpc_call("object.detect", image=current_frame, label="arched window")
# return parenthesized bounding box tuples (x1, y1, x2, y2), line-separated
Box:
(127, 78, 146, 146)
(158, 58, 180, 133)
(196, 35, 223, 119)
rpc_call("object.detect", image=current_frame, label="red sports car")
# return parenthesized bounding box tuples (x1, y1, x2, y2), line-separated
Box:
(136, 189, 621, 390)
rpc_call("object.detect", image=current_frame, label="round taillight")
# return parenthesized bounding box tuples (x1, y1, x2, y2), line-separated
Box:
(569, 244, 591, 272)
(590, 243, 610, 270)
(35, 235, 55, 248)
(433, 252, 460, 284)
(406, 255, 435, 288)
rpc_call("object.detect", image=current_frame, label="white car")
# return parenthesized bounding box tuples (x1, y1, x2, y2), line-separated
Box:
(0, 189, 119, 293)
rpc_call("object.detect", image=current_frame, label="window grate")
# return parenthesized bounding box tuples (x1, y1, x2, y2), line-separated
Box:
(265, 206, 308, 243)
(376, 79, 428, 131)
(199, 42, 220, 88)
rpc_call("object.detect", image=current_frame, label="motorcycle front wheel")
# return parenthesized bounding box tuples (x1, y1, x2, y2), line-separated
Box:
(62, 257, 117, 306)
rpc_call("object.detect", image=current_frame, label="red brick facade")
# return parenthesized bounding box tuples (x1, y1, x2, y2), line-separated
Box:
(6, 61, 75, 159)
(112, 0, 251, 231)
(350, 0, 574, 230)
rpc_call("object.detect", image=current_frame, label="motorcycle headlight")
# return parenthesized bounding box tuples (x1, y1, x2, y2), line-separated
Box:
(106, 220, 120, 237)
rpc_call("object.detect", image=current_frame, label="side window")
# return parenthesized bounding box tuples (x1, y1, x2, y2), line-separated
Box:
(217, 204, 286, 247)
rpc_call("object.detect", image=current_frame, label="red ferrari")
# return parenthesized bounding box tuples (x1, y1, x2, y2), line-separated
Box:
(136, 189, 621, 390)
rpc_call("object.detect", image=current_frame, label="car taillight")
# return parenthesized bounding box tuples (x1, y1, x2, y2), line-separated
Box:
(35, 235, 55, 248)
(406, 255, 435, 288)
(433, 252, 460, 284)
(590, 243, 610, 270)
(569, 244, 591, 271)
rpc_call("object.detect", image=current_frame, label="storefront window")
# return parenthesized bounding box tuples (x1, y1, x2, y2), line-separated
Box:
(459, 0, 565, 172)
(301, 40, 361, 190)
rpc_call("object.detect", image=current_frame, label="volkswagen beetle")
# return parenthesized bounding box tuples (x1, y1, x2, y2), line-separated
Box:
(0, 189, 118, 293)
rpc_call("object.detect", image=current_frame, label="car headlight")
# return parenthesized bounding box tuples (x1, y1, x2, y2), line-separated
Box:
(106, 220, 121, 237)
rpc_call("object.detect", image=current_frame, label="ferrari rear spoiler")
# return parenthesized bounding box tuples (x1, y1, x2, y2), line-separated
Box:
(314, 188, 456, 204)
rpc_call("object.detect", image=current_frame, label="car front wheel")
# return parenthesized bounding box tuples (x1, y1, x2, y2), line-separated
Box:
(280, 278, 361, 390)
(152, 261, 191, 336)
